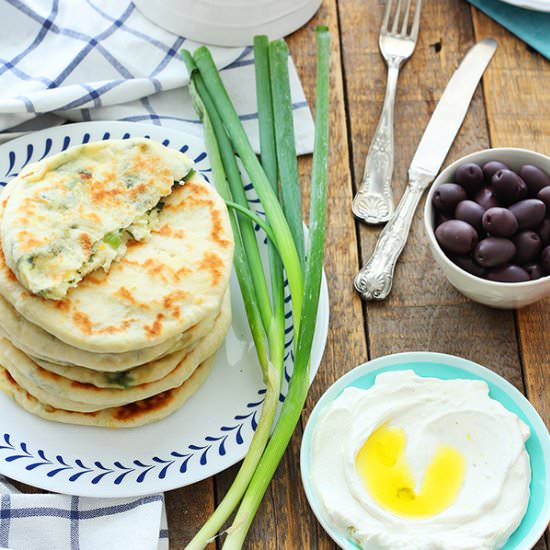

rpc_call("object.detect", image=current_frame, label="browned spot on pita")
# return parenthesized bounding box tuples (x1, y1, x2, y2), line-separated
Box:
(79, 272, 108, 287)
(73, 311, 93, 335)
(144, 313, 164, 338)
(43, 403, 99, 416)
(97, 319, 133, 335)
(79, 233, 93, 256)
(163, 290, 189, 309)
(142, 258, 166, 278)
(113, 388, 176, 421)
(3, 370, 17, 387)
(180, 197, 214, 210)
(210, 208, 231, 248)
(157, 224, 172, 237)
(114, 286, 150, 310)
(128, 182, 148, 199)
(83, 211, 101, 224)
(80, 171, 92, 180)
(0, 247, 17, 282)
(54, 298, 71, 312)
(35, 365, 62, 381)
(171, 307, 180, 319)
(175, 266, 192, 280)
(184, 182, 209, 197)
(15, 230, 48, 252)
(198, 251, 223, 287)
(89, 172, 125, 206)
(1, 198, 8, 208)
(131, 151, 161, 173)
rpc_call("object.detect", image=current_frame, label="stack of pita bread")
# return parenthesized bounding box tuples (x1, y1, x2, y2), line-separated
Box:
(0, 138, 234, 428)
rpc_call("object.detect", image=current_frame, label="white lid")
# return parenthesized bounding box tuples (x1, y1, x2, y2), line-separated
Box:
(133, 0, 323, 46)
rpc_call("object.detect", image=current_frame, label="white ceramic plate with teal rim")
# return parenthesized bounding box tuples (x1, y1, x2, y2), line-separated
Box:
(0, 121, 330, 498)
(301, 352, 550, 550)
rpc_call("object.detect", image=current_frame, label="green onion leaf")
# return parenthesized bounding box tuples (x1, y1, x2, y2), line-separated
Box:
(269, 39, 305, 268)
(192, 46, 304, 333)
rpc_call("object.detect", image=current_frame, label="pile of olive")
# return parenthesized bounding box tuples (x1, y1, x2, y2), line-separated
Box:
(433, 160, 550, 282)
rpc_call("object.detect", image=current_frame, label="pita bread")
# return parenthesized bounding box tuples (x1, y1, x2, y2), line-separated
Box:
(0, 290, 228, 371)
(2, 138, 194, 300)
(0, 298, 230, 411)
(0, 356, 215, 428)
(33, 295, 230, 388)
(0, 173, 234, 353)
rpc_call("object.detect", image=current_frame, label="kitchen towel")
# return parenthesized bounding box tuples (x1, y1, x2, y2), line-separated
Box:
(0, 0, 314, 154)
(0, 476, 168, 550)
(468, 0, 550, 59)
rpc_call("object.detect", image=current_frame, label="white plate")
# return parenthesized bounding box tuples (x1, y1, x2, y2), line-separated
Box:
(0, 121, 330, 498)
(499, 0, 550, 11)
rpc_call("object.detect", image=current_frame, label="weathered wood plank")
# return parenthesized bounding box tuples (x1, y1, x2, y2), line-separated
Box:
(208, 0, 367, 548)
(471, 8, 550, 548)
(166, 479, 216, 550)
(339, 0, 523, 377)
(471, 6, 550, 429)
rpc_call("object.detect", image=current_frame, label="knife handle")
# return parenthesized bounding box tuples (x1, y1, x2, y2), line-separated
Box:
(354, 174, 433, 301)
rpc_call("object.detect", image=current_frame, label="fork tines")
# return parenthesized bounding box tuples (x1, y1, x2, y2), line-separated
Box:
(382, 0, 422, 39)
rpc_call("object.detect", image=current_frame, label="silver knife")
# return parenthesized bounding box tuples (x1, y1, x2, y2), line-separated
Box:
(354, 38, 497, 301)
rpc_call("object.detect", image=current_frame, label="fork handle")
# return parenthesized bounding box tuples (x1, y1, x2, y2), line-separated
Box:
(352, 59, 401, 224)
(354, 173, 433, 301)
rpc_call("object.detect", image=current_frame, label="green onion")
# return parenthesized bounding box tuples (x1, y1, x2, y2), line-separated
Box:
(269, 39, 305, 268)
(184, 168, 196, 180)
(222, 26, 330, 549)
(192, 46, 304, 333)
(255, 35, 286, 372)
(182, 25, 330, 549)
(224, 200, 276, 245)
(103, 231, 121, 249)
(182, 50, 284, 550)
(184, 52, 272, 334)
(182, 51, 268, 374)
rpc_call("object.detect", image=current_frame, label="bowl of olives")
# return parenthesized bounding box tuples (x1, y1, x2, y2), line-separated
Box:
(424, 148, 550, 309)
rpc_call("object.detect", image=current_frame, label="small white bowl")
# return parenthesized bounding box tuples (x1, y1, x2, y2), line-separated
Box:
(133, 0, 322, 47)
(424, 148, 550, 309)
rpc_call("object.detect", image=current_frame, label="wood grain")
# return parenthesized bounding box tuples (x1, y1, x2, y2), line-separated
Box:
(471, 6, 550, 428)
(471, 7, 550, 548)
(338, 0, 523, 381)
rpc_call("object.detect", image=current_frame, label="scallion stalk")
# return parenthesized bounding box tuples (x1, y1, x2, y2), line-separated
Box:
(182, 52, 268, 375)
(192, 46, 304, 334)
(182, 49, 286, 550)
(221, 26, 330, 549)
(224, 200, 276, 245)
(269, 39, 305, 268)
(183, 52, 272, 334)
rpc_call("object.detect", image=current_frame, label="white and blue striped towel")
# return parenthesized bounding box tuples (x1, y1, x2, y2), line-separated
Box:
(0, 476, 168, 550)
(0, 0, 314, 154)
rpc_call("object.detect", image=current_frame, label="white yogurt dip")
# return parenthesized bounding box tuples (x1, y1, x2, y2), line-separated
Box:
(309, 370, 531, 550)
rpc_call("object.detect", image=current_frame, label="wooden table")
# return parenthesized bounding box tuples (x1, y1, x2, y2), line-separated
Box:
(169, 1, 550, 547)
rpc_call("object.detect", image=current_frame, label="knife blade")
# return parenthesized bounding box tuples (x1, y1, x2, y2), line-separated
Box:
(354, 38, 497, 301)
(410, 38, 497, 178)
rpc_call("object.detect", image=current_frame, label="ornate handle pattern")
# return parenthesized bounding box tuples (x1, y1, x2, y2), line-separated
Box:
(352, 60, 401, 225)
(354, 173, 433, 301)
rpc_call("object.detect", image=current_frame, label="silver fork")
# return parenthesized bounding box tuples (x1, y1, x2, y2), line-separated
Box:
(352, 0, 422, 224)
